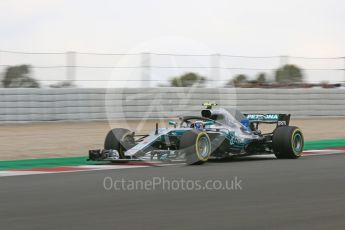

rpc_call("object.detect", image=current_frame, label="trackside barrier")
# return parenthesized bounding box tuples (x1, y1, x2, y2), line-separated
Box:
(0, 88, 344, 123)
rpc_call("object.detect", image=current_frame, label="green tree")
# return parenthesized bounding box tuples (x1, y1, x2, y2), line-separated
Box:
(256, 73, 266, 83)
(233, 74, 248, 85)
(49, 81, 75, 88)
(275, 64, 303, 83)
(225, 74, 248, 87)
(1, 65, 40, 88)
(170, 72, 205, 87)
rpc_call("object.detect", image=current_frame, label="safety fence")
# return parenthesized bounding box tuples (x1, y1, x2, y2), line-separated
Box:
(0, 88, 344, 123)
(1, 50, 344, 88)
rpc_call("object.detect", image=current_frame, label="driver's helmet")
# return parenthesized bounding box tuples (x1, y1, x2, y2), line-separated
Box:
(194, 121, 204, 130)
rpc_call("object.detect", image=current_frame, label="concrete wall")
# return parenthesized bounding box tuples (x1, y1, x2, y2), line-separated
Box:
(0, 88, 344, 122)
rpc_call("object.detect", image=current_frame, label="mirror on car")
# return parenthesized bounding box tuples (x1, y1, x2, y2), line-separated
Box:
(168, 120, 177, 128)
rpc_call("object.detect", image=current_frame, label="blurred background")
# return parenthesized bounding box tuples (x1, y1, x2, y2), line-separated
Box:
(0, 0, 344, 160)
(0, 50, 344, 88)
(1, 0, 345, 88)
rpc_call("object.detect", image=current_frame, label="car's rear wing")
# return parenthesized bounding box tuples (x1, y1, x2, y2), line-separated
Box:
(244, 113, 291, 126)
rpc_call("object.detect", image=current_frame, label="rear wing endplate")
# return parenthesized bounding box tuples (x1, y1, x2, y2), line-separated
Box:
(244, 113, 291, 126)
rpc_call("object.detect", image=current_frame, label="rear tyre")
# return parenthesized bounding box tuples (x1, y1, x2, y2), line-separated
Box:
(104, 128, 135, 159)
(273, 126, 304, 159)
(180, 130, 211, 165)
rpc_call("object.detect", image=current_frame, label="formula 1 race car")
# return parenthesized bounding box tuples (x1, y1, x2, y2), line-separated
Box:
(88, 103, 304, 165)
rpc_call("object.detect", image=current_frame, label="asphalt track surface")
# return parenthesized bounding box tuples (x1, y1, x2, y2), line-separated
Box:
(1, 153, 345, 230)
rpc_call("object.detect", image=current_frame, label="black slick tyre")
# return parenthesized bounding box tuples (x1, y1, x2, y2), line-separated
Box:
(180, 130, 211, 165)
(104, 128, 135, 159)
(273, 126, 304, 159)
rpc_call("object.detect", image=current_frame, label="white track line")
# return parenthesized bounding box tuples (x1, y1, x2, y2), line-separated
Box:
(303, 150, 345, 156)
(77, 165, 149, 169)
(0, 171, 50, 177)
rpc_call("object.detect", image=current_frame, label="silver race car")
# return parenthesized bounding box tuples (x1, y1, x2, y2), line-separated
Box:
(88, 103, 304, 165)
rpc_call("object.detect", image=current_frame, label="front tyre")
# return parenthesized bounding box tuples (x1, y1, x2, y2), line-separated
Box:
(180, 130, 211, 165)
(104, 128, 135, 159)
(273, 126, 304, 159)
